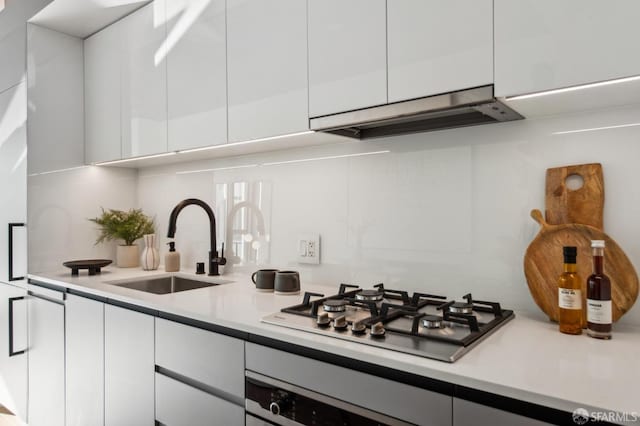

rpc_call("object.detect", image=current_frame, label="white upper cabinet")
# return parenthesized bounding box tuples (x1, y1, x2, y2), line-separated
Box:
(121, 0, 168, 158)
(0, 0, 54, 92)
(85, 20, 122, 164)
(227, 0, 308, 142)
(308, 0, 387, 117)
(387, 0, 493, 102)
(0, 83, 27, 284)
(167, 0, 227, 151)
(27, 25, 85, 174)
(495, 0, 640, 97)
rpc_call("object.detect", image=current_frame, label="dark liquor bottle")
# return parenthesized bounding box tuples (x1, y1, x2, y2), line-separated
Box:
(587, 240, 612, 339)
(558, 246, 582, 334)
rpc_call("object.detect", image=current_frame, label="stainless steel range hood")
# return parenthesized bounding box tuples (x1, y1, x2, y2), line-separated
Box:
(309, 85, 523, 139)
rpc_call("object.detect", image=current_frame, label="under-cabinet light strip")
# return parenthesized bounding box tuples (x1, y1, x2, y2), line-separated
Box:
(28, 165, 91, 177)
(175, 164, 259, 175)
(552, 122, 640, 135)
(178, 131, 315, 154)
(93, 131, 316, 166)
(262, 150, 390, 166)
(505, 74, 640, 101)
(93, 151, 177, 166)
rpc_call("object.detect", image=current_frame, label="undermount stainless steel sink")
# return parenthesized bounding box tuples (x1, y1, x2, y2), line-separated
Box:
(106, 275, 232, 295)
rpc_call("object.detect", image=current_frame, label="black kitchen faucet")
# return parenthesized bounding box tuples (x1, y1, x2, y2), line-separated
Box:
(167, 198, 226, 276)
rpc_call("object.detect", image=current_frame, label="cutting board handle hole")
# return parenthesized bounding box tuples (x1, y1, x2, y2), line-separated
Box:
(565, 173, 584, 191)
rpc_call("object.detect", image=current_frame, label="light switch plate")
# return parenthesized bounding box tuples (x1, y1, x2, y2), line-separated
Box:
(297, 233, 320, 264)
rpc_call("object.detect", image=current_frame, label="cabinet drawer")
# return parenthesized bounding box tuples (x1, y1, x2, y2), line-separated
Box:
(156, 373, 244, 426)
(155, 318, 244, 397)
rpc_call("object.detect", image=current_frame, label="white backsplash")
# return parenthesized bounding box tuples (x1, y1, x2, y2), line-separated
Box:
(28, 166, 138, 273)
(135, 104, 640, 326)
(26, 103, 640, 326)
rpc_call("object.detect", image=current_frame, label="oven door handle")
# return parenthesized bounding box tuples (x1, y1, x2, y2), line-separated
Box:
(246, 376, 278, 391)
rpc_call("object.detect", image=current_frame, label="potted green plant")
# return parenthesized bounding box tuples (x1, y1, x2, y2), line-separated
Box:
(90, 208, 155, 268)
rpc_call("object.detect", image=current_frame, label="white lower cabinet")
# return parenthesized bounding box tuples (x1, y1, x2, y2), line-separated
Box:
(0, 283, 27, 421)
(105, 304, 155, 426)
(453, 398, 548, 426)
(156, 373, 244, 426)
(66, 294, 104, 426)
(155, 318, 244, 396)
(27, 287, 65, 426)
(155, 318, 245, 425)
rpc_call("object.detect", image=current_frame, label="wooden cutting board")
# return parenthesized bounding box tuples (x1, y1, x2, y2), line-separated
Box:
(545, 163, 604, 230)
(524, 210, 638, 322)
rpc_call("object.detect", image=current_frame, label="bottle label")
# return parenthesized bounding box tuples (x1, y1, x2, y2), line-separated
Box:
(587, 299, 612, 324)
(559, 288, 582, 310)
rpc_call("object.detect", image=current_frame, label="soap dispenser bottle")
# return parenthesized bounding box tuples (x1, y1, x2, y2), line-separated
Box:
(165, 242, 180, 272)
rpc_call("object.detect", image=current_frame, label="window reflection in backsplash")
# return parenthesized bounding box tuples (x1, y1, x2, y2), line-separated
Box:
(216, 180, 271, 271)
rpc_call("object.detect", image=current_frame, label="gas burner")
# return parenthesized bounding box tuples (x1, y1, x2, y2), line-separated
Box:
(355, 289, 383, 302)
(323, 299, 347, 312)
(421, 315, 443, 329)
(449, 302, 473, 315)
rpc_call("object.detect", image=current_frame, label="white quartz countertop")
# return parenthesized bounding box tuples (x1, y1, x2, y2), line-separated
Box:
(29, 267, 640, 420)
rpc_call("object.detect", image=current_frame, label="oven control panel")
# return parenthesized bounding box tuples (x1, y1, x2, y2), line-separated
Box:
(245, 372, 412, 426)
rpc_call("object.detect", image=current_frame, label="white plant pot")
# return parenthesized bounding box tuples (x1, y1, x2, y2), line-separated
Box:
(140, 234, 160, 271)
(116, 245, 139, 268)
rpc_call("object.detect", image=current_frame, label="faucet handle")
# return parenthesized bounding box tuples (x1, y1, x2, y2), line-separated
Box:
(217, 242, 227, 266)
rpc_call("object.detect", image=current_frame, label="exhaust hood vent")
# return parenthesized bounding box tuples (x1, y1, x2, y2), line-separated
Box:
(309, 85, 523, 139)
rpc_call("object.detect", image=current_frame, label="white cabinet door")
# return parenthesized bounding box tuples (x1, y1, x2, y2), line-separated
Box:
(156, 373, 244, 426)
(0, 83, 27, 284)
(28, 291, 65, 426)
(85, 20, 122, 164)
(66, 295, 104, 426)
(0, 0, 53, 92)
(0, 283, 27, 421)
(495, 0, 640, 97)
(227, 0, 308, 142)
(121, 1, 168, 158)
(167, 0, 227, 151)
(155, 318, 245, 397)
(453, 398, 548, 426)
(26, 24, 85, 175)
(387, 0, 493, 102)
(308, 0, 387, 117)
(105, 304, 154, 426)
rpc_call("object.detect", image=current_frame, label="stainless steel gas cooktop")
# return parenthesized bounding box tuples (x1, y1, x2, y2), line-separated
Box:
(262, 284, 515, 362)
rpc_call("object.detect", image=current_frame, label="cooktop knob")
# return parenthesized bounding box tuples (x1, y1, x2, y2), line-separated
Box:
(370, 321, 386, 337)
(316, 312, 331, 327)
(333, 315, 348, 330)
(351, 321, 366, 334)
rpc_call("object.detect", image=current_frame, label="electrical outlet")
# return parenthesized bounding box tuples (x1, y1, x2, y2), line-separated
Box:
(297, 233, 320, 264)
